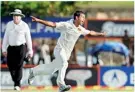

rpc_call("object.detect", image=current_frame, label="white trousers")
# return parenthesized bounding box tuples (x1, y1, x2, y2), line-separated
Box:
(32, 48, 68, 86)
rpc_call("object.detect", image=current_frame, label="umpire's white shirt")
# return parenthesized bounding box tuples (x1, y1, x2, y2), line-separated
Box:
(2, 20, 33, 56)
(55, 19, 90, 59)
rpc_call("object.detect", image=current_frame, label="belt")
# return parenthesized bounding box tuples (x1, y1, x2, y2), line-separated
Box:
(9, 43, 26, 47)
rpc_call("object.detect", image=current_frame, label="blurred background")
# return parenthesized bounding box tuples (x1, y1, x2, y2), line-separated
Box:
(0, 1, 134, 92)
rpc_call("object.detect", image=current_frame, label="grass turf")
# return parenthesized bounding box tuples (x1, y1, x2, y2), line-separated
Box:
(1, 89, 134, 92)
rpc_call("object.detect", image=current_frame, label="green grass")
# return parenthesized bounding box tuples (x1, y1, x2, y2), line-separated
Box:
(1, 86, 134, 92)
(1, 89, 134, 92)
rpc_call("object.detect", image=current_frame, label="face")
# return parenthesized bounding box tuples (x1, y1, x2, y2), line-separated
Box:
(13, 15, 21, 24)
(76, 13, 85, 25)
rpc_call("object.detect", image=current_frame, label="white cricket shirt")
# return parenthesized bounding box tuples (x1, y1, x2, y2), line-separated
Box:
(2, 20, 33, 55)
(55, 19, 90, 59)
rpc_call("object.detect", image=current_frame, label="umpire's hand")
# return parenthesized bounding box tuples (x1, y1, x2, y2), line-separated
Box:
(27, 54, 32, 59)
(2, 52, 7, 57)
(24, 54, 32, 63)
(27, 54, 32, 61)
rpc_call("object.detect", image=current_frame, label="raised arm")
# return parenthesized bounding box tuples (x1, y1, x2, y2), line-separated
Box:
(31, 16, 56, 28)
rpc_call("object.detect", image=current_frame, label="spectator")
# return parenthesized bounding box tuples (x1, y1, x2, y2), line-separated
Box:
(40, 39, 51, 64)
(122, 30, 130, 49)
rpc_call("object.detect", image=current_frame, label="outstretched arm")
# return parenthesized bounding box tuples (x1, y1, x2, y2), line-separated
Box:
(89, 30, 106, 36)
(31, 16, 56, 28)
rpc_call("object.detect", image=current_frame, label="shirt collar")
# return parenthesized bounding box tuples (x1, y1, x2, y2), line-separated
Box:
(69, 19, 82, 33)
(13, 20, 22, 26)
(69, 19, 80, 28)
(70, 19, 82, 30)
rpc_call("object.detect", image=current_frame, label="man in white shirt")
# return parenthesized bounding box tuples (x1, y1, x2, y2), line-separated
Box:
(2, 9, 33, 90)
(28, 11, 105, 92)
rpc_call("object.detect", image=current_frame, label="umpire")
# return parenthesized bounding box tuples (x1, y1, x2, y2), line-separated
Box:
(2, 9, 33, 90)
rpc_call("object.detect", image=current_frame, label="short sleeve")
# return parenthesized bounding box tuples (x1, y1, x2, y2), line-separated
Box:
(55, 21, 68, 32)
(55, 22, 66, 29)
(81, 27, 90, 36)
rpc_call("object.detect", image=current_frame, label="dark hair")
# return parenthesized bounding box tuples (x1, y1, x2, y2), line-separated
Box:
(73, 11, 85, 20)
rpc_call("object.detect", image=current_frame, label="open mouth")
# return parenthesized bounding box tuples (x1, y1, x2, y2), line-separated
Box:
(81, 21, 84, 24)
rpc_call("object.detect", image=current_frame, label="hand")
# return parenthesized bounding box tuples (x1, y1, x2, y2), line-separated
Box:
(31, 16, 39, 22)
(27, 54, 32, 62)
(2, 52, 7, 57)
(100, 32, 106, 36)
(27, 54, 32, 59)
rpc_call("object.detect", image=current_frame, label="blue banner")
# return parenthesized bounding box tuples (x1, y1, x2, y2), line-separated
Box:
(100, 66, 134, 87)
(1, 17, 71, 38)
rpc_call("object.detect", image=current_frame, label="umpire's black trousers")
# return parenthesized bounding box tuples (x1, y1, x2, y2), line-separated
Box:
(7, 44, 26, 87)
